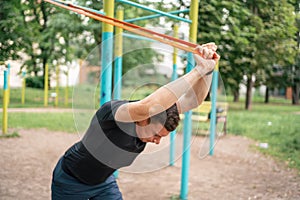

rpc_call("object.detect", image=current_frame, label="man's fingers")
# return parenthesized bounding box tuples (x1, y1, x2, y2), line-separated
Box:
(213, 52, 220, 61)
(195, 46, 204, 56)
(201, 42, 217, 52)
(198, 47, 215, 59)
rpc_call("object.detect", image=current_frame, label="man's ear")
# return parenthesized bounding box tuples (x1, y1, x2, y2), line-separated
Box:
(136, 119, 150, 126)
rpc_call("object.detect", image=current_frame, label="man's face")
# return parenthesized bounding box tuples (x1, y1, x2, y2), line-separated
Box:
(136, 121, 170, 144)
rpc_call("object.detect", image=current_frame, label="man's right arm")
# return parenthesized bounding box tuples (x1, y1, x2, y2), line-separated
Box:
(176, 74, 213, 114)
(115, 44, 220, 122)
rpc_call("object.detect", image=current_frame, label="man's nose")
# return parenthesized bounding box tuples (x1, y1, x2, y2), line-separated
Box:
(154, 137, 161, 144)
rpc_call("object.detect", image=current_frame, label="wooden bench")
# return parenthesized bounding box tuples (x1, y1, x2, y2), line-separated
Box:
(181, 101, 229, 135)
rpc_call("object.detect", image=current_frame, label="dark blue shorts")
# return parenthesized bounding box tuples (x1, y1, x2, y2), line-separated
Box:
(51, 158, 123, 200)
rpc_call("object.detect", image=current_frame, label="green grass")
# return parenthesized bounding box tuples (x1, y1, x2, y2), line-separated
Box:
(0, 112, 77, 133)
(1, 87, 300, 172)
(227, 102, 300, 172)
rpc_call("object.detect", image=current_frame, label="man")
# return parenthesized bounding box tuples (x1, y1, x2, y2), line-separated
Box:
(51, 43, 220, 200)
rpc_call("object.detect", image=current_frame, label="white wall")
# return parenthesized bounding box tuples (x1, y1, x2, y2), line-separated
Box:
(0, 60, 80, 89)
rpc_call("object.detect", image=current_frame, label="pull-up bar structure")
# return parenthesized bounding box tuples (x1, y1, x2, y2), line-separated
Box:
(125, 9, 190, 23)
(116, 0, 191, 23)
(44, 0, 219, 199)
(44, 0, 206, 55)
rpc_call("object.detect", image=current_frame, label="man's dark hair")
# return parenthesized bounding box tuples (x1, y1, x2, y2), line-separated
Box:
(150, 104, 180, 132)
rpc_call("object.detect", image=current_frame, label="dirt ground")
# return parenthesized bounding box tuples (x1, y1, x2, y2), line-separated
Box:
(0, 128, 299, 200)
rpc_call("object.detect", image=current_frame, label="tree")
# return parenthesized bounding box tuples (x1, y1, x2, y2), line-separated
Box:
(197, 0, 256, 104)
(290, 0, 300, 105)
(254, 0, 297, 104)
(0, 0, 24, 62)
(197, 0, 296, 109)
(19, 0, 83, 86)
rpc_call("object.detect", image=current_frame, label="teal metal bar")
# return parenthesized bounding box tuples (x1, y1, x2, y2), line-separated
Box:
(116, 0, 191, 23)
(76, 4, 105, 15)
(209, 70, 219, 155)
(180, 52, 194, 199)
(125, 9, 191, 23)
(122, 33, 155, 42)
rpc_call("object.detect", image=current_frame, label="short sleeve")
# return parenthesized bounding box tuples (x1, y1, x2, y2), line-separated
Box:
(96, 100, 129, 121)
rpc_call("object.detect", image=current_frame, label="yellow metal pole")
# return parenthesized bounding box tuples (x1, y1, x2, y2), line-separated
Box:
(2, 70, 8, 134)
(115, 7, 124, 57)
(173, 24, 179, 64)
(55, 65, 59, 107)
(64, 69, 69, 106)
(79, 59, 83, 84)
(189, 0, 199, 43)
(21, 71, 26, 105)
(44, 63, 49, 107)
(113, 7, 124, 100)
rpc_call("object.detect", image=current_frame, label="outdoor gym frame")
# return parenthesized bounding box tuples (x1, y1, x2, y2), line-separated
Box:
(41, 0, 219, 199)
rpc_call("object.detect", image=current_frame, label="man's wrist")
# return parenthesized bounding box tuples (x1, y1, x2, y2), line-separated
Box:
(194, 66, 214, 77)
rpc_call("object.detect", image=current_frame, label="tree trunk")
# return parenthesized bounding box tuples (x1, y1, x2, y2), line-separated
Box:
(292, 83, 300, 105)
(245, 75, 254, 110)
(233, 89, 239, 102)
(264, 86, 269, 104)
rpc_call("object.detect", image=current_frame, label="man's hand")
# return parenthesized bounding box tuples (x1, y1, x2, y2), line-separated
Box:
(193, 42, 220, 76)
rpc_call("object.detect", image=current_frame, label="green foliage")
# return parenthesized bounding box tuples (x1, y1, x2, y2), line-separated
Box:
(0, 0, 23, 62)
(121, 39, 161, 75)
(25, 76, 44, 89)
(195, 0, 297, 107)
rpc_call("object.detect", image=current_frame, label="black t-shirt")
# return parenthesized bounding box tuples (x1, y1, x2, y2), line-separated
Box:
(61, 100, 146, 185)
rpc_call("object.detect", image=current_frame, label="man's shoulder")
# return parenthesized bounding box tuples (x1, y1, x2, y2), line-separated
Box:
(96, 100, 129, 120)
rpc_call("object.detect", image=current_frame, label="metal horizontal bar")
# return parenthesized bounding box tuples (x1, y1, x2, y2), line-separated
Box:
(117, 0, 191, 23)
(122, 33, 155, 42)
(125, 9, 191, 23)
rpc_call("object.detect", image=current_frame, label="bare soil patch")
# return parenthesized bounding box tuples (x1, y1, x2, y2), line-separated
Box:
(0, 129, 299, 200)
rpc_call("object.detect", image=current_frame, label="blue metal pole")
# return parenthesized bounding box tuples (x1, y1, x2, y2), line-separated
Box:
(100, 0, 114, 106)
(169, 62, 178, 166)
(209, 63, 219, 156)
(7, 63, 10, 104)
(125, 9, 191, 23)
(180, 0, 199, 198)
(113, 57, 122, 99)
(116, 0, 191, 23)
(180, 52, 194, 199)
(170, 24, 179, 166)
